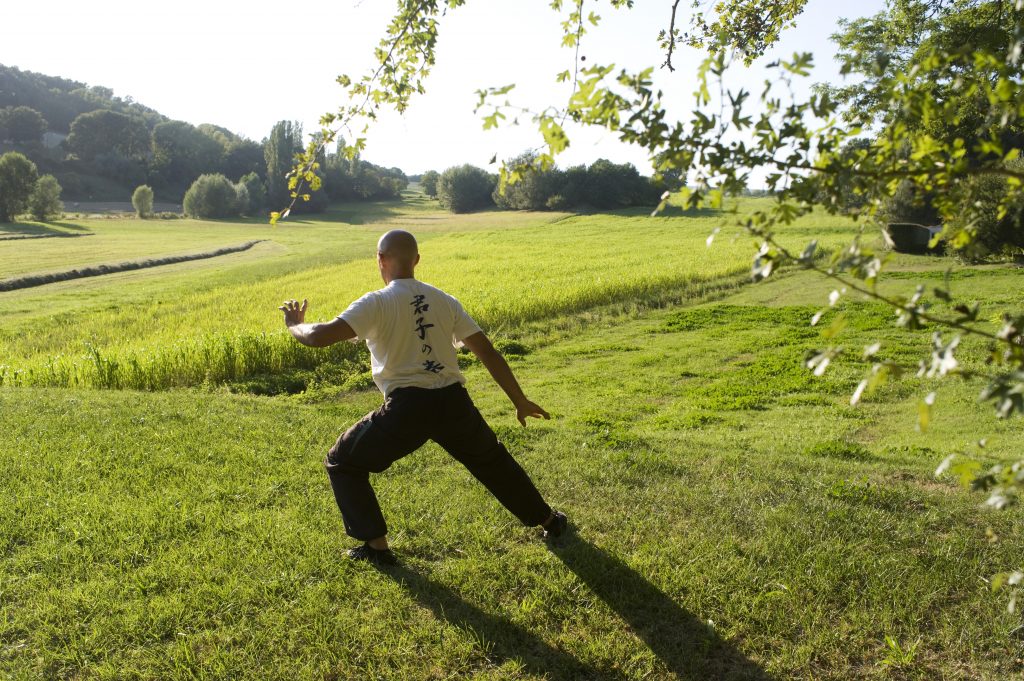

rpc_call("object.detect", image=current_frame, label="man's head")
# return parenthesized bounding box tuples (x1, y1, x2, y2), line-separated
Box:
(377, 229, 419, 283)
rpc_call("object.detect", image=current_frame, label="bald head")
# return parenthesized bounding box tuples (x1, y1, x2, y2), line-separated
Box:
(376, 230, 420, 282)
(378, 230, 418, 262)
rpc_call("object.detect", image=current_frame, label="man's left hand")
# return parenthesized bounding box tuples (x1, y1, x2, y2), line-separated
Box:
(279, 298, 307, 327)
(516, 400, 551, 427)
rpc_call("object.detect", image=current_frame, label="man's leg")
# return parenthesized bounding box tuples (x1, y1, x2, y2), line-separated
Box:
(324, 394, 428, 545)
(432, 386, 552, 528)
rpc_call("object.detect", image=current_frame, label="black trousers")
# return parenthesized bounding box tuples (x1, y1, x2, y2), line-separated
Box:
(324, 383, 552, 541)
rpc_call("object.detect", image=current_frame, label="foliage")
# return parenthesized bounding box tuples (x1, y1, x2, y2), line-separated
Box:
(66, 110, 150, 161)
(150, 120, 225, 197)
(492, 151, 562, 210)
(132, 184, 155, 218)
(264, 120, 303, 211)
(943, 158, 1024, 258)
(437, 164, 496, 213)
(27, 174, 63, 221)
(0, 151, 39, 222)
(494, 153, 663, 211)
(879, 179, 941, 228)
(0, 64, 164, 134)
(238, 172, 267, 216)
(420, 169, 440, 197)
(233, 181, 251, 216)
(319, 142, 407, 203)
(198, 123, 266, 181)
(0, 105, 48, 143)
(681, 0, 808, 64)
(182, 173, 239, 219)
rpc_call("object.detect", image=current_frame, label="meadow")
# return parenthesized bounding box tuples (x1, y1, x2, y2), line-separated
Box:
(2, 192, 1023, 679)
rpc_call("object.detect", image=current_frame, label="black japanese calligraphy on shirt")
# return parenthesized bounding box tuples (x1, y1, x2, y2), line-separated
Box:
(411, 294, 443, 373)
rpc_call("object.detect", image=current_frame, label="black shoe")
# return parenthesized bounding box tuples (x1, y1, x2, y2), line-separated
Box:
(348, 543, 398, 566)
(542, 510, 569, 539)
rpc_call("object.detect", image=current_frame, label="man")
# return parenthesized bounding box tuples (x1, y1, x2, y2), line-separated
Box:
(278, 229, 567, 565)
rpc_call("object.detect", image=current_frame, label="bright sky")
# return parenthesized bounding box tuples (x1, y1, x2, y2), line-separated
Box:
(1, 0, 887, 175)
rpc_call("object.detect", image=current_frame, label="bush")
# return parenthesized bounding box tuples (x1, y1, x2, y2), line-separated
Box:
(234, 182, 251, 216)
(944, 160, 1024, 259)
(437, 164, 496, 213)
(545, 194, 569, 211)
(183, 173, 239, 219)
(0, 106, 47, 144)
(420, 170, 440, 198)
(238, 172, 267, 216)
(492, 152, 562, 211)
(0, 151, 39, 222)
(881, 179, 940, 227)
(28, 175, 63, 221)
(132, 185, 154, 218)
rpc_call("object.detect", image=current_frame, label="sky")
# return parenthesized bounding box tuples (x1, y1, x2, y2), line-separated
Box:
(1, 0, 888, 175)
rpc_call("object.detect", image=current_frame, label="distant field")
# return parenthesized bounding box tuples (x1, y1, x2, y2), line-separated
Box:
(3, 192, 1022, 679)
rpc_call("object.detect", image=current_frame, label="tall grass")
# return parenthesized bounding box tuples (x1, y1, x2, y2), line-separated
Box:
(0, 201, 867, 390)
(0, 331, 365, 389)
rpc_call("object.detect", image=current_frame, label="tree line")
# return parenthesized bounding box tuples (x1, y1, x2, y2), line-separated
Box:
(0, 65, 409, 220)
(419, 153, 679, 214)
(0, 106, 408, 221)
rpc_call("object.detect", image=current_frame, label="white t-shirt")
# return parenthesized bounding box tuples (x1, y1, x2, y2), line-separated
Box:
(339, 278, 482, 396)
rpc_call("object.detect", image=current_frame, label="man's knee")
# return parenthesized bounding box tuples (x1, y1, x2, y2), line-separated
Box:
(326, 417, 374, 469)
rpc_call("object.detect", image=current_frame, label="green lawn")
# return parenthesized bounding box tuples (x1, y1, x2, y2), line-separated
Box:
(1, 196, 1022, 679)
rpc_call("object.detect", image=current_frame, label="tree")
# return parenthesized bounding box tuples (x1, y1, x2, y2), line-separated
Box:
(264, 120, 304, 210)
(132, 185, 154, 218)
(233, 181, 251, 217)
(27, 175, 63, 221)
(436, 164, 496, 213)
(0, 152, 39, 222)
(66, 110, 150, 161)
(492, 152, 561, 210)
(0, 106, 47, 144)
(182, 173, 239, 219)
(222, 139, 265, 181)
(238, 172, 267, 216)
(420, 169, 440, 198)
(150, 120, 224, 195)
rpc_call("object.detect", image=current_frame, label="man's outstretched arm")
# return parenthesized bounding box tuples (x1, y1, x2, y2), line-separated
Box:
(279, 298, 356, 347)
(461, 331, 550, 427)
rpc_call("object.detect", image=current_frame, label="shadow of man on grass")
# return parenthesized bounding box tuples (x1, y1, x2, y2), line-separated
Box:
(384, 534, 772, 680)
(547, 536, 773, 680)
(385, 563, 618, 680)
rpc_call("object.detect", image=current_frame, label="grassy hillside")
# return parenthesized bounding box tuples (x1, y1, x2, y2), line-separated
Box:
(2, 195, 1022, 679)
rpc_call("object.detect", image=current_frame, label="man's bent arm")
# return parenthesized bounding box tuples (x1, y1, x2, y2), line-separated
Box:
(461, 331, 550, 426)
(288, 318, 356, 347)
(279, 299, 357, 347)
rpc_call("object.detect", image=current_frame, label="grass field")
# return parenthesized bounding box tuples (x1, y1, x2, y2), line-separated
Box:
(2, 193, 1023, 679)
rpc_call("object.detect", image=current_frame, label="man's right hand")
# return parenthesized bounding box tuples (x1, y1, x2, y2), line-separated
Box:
(279, 299, 307, 327)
